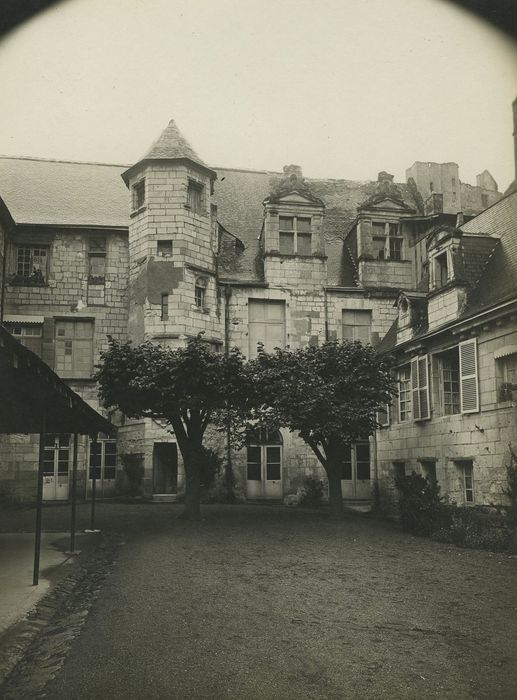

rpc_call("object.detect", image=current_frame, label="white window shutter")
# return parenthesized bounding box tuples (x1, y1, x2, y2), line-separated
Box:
(460, 339, 479, 413)
(377, 404, 390, 427)
(411, 357, 420, 421)
(418, 355, 430, 419)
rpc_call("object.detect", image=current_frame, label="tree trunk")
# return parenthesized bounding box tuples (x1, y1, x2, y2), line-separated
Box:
(180, 447, 202, 520)
(326, 457, 345, 520)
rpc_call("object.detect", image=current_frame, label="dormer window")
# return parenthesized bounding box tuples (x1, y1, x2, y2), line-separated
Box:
(398, 297, 409, 327)
(371, 221, 402, 261)
(279, 216, 312, 255)
(434, 251, 449, 288)
(132, 178, 145, 211)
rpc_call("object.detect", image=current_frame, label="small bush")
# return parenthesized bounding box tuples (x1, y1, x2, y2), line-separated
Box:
(299, 476, 325, 507)
(503, 445, 517, 527)
(394, 471, 443, 535)
(433, 506, 511, 551)
(121, 453, 145, 497)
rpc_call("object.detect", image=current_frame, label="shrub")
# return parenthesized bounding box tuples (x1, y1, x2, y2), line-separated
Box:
(199, 447, 223, 489)
(433, 506, 511, 551)
(503, 445, 517, 527)
(394, 471, 443, 535)
(121, 453, 145, 497)
(299, 476, 325, 507)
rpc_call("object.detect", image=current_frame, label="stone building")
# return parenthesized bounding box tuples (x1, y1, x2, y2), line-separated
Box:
(0, 118, 505, 504)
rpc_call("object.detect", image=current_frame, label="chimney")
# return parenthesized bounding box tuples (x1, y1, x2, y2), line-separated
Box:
(456, 212, 464, 228)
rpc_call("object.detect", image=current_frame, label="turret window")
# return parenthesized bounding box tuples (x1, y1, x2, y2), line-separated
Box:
(187, 180, 204, 214)
(132, 179, 145, 211)
(279, 216, 312, 255)
(195, 277, 207, 308)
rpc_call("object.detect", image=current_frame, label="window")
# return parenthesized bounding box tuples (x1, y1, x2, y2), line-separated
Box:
(420, 460, 437, 483)
(161, 294, 169, 321)
(55, 320, 94, 378)
(248, 300, 285, 358)
(43, 434, 70, 477)
(16, 246, 48, 284)
(457, 460, 474, 503)
(89, 438, 117, 481)
(157, 240, 173, 257)
(499, 354, 517, 401)
(441, 348, 460, 415)
(341, 443, 370, 481)
(246, 429, 282, 482)
(398, 365, 411, 421)
(371, 222, 402, 261)
(195, 277, 207, 309)
(452, 177, 456, 187)
(187, 180, 204, 214)
(389, 237, 402, 261)
(88, 237, 106, 283)
(342, 310, 371, 344)
(393, 461, 406, 480)
(132, 179, 145, 211)
(278, 216, 312, 255)
(376, 404, 390, 427)
(7, 324, 43, 356)
(434, 252, 449, 288)
(411, 355, 430, 421)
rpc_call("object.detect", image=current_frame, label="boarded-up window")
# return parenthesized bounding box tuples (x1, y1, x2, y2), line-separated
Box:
(248, 300, 285, 358)
(342, 310, 371, 344)
(55, 320, 94, 378)
(411, 355, 430, 421)
(459, 338, 479, 413)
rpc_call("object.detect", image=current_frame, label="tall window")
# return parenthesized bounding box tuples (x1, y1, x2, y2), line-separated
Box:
(434, 252, 449, 288)
(195, 277, 207, 309)
(457, 460, 474, 503)
(371, 222, 401, 261)
(7, 323, 43, 356)
(16, 246, 48, 284)
(55, 320, 94, 378)
(161, 294, 169, 321)
(441, 349, 460, 415)
(132, 179, 145, 211)
(398, 365, 411, 421)
(89, 438, 117, 481)
(248, 299, 285, 358)
(187, 180, 204, 214)
(341, 443, 371, 481)
(278, 216, 312, 255)
(342, 310, 371, 344)
(88, 237, 106, 282)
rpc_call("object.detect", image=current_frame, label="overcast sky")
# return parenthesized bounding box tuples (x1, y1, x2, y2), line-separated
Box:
(0, 0, 515, 188)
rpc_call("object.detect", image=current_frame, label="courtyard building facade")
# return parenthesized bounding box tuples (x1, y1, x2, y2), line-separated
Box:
(0, 110, 514, 508)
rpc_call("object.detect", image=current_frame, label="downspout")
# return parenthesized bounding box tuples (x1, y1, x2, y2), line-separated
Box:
(0, 232, 7, 324)
(224, 284, 235, 501)
(324, 287, 329, 341)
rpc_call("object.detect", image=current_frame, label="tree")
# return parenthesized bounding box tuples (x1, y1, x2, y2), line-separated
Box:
(95, 336, 248, 520)
(248, 341, 397, 520)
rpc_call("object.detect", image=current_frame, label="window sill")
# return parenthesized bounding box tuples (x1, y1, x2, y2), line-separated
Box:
(184, 205, 208, 217)
(8, 280, 49, 288)
(264, 251, 327, 261)
(192, 305, 210, 314)
(130, 205, 147, 218)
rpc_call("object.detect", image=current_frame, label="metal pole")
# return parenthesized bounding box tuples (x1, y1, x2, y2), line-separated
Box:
(70, 432, 78, 552)
(33, 415, 46, 586)
(90, 433, 97, 530)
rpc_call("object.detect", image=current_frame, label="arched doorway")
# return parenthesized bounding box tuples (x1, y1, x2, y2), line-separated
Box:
(246, 428, 283, 500)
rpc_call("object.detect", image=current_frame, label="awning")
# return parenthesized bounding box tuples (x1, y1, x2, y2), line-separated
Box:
(0, 324, 114, 435)
(494, 345, 517, 360)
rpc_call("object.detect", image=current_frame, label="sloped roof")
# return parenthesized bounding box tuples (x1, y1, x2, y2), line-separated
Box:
(460, 191, 517, 314)
(143, 119, 209, 166)
(0, 156, 129, 228)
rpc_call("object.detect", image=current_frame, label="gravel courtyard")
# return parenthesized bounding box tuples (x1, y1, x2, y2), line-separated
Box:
(2, 502, 517, 699)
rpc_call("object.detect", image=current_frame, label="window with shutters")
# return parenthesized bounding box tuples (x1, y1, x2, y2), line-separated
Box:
(398, 365, 411, 421)
(459, 338, 479, 413)
(55, 320, 94, 378)
(439, 348, 460, 415)
(248, 299, 286, 358)
(342, 310, 372, 344)
(411, 355, 430, 421)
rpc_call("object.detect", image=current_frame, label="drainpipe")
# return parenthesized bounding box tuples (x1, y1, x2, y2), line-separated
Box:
(0, 231, 7, 324)
(224, 285, 235, 501)
(324, 287, 329, 341)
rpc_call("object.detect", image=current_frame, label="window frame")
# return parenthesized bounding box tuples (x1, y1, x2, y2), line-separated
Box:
(161, 293, 169, 321)
(439, 348, 461, 416)
(398, 365, 412, 422)
(278, 215, 312, 256)
(132, 178, 146, 212)
(157, 240, 173, 257)
(342, 309, 372, 345)
(54, 320, 94, 379)
(15, 245, 49, 284)
(187, 179, 205, 215)
(194, 277, 208, 309)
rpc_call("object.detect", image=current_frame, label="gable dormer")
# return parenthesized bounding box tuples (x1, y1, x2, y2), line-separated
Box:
(395, 291, 428, 344)
(263, 165, 325, 257)
(426, 226, 467, 329)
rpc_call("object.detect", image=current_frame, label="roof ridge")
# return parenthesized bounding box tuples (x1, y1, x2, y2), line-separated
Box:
(0, 155, 130, 168)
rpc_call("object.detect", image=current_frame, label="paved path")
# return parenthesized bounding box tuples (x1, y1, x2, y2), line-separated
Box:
(3, 503, 517, 699)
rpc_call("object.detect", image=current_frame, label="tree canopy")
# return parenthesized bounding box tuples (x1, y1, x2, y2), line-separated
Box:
(248, 341, 396, 518)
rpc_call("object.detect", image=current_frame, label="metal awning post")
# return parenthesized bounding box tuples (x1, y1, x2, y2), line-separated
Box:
(90, 432, 98, 531)
(70, 432, 79, 552)
(33, 414, 46, 586)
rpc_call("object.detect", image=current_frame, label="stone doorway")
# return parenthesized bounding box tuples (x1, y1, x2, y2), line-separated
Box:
(152, 443, 178, 495)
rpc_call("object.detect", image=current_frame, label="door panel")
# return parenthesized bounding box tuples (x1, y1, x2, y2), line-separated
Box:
(264, 446, 282, 499)
(340, 442, 372, 499)
(246, 443, 283, 500)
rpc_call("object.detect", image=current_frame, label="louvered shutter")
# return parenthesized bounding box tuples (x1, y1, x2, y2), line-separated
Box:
(411, 357, 420, 421)
(418, 355, 430, 419)
(459, 339, 479, 413)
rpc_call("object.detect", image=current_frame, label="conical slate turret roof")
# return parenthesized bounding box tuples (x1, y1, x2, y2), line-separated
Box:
(122, 119, 216, 185)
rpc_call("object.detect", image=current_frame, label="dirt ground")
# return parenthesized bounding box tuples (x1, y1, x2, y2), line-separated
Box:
(2, 502, 517, 699)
